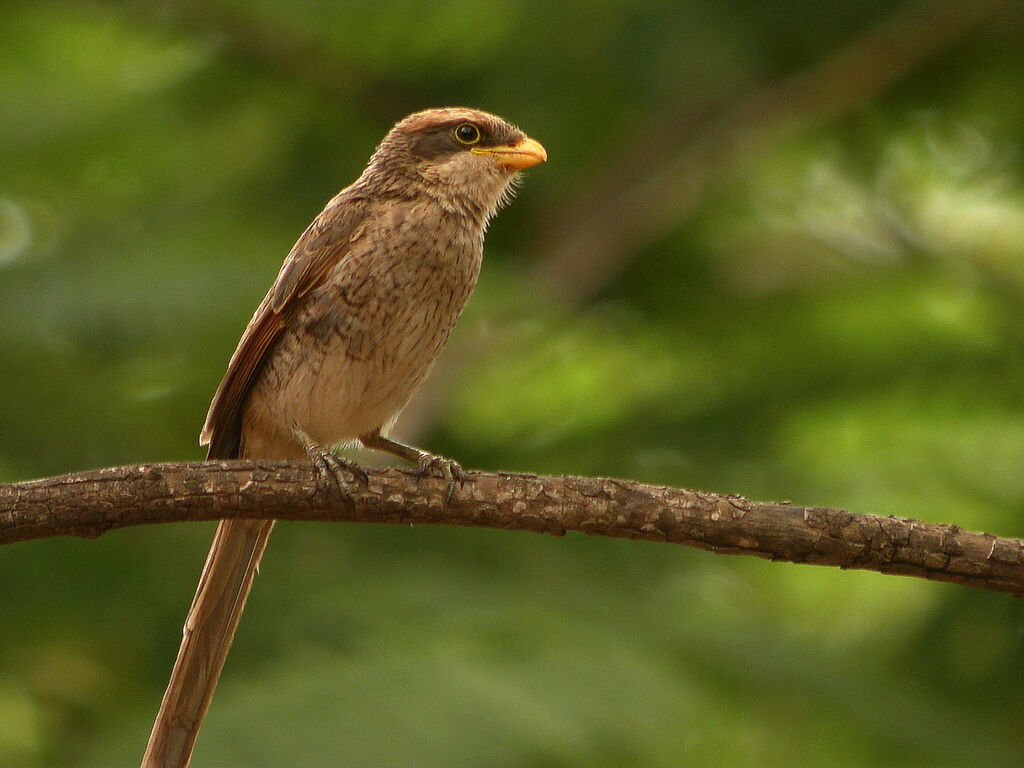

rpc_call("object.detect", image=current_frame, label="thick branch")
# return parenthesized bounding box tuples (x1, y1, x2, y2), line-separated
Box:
(2, 461, 1022, 596)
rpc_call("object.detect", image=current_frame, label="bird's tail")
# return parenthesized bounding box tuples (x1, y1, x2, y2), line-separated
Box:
(141, 518, 275, 768)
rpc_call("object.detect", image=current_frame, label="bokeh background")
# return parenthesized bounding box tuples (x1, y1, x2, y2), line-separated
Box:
(2, 1, 1024, 766)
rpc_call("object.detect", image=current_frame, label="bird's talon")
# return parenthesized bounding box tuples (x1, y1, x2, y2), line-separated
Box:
(304, 442, 366, 497)
(326, 452, 368, 487)
(415, 454, 464, 490)
(415, 455, 463, 505)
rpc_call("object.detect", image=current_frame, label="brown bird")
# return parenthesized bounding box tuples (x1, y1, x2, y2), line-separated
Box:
(141, 107, 546, 768)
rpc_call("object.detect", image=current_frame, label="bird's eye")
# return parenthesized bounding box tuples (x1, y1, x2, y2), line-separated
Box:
(454, 123, 481, 145)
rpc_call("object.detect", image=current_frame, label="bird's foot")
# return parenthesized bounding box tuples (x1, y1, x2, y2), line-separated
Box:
(357, 429, 465, 503)
(302, 441, 368, 499)
(415, 452, 465, 503)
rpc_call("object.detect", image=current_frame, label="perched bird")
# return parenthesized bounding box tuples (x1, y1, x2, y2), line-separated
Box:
(142, 107, 546, 768)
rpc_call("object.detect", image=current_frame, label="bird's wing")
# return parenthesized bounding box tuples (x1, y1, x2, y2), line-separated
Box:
(201, 196, 368, 459)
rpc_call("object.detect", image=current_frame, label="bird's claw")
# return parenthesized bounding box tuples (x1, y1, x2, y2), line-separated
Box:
(305, 444, 368, 498)
(415, 453, 465, 482)
(415, 453, 465, 503)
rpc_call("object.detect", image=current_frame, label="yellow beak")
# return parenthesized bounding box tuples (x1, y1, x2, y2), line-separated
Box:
(471, 135, 548, 170)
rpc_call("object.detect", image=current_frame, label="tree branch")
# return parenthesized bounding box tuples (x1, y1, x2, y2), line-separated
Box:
(3, 461, 1022, 596)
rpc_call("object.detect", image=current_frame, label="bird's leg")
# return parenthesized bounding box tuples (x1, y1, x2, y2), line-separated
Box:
(359, 428, 465, 499)
(294, 425, 368, 496)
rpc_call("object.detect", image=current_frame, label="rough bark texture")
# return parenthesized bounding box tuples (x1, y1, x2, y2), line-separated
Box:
(2, 461, 1022, 596)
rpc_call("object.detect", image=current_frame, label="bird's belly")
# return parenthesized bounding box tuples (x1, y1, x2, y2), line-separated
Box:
(250, 308, 456, 450)
(240, 226, 480, 455)
(295, 351, 428, 444)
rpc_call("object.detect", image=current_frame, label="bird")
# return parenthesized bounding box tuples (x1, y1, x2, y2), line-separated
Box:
(141, 107, 546, 768)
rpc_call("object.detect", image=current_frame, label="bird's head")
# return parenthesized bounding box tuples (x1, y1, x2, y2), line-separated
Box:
(360, 107, 547, 222)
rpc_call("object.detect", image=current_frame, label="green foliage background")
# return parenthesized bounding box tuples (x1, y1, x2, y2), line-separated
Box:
(2, 1, 1023, 766)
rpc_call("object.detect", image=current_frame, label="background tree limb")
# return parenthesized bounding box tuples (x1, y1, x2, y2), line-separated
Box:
(3, 461, 1021, 597)
(527, 0, 1014, 305)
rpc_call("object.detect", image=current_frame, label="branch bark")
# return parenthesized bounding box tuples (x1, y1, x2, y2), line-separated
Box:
(3, 461, 1022, 596)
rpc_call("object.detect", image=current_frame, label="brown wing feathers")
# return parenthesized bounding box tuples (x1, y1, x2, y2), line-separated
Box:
(201, 203, 364, 459)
